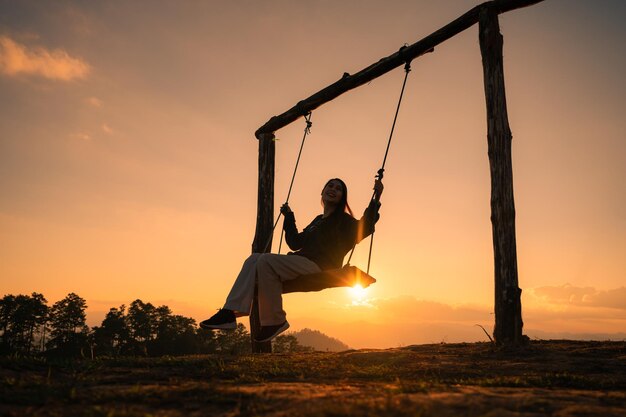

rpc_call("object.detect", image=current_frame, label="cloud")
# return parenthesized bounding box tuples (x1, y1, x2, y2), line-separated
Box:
(323, 295, 493, 325)
(371, 296, 491, 322)
(0, 35, 90, 80)
(86, 97, 103, 107)
(532, 284, 596, 303)
(101, 123, 114, 135)
(592, 287, 626, 310)
(531, 284, 626, 310)
(70, 132, 91, 141)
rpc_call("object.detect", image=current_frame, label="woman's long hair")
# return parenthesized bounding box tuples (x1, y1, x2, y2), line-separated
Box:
(321, 178, 353, 217)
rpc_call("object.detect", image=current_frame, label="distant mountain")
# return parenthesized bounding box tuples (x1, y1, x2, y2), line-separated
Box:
(291, 328, 351, 352)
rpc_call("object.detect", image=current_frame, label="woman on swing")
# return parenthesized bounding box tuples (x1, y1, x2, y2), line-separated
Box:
(200, 177, 384, 342)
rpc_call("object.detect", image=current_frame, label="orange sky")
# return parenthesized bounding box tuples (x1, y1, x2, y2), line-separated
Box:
(1, 0, 624, 348)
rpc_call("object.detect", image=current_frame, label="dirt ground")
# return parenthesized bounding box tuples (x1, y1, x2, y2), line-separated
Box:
(1, 340, 624, 416)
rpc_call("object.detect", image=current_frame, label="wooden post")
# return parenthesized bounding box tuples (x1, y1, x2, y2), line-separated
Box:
(250, 133, 275, 353)
(479, 5, 524, 345)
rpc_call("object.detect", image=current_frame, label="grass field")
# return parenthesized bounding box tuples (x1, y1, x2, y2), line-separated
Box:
(1, 340, 624, 416)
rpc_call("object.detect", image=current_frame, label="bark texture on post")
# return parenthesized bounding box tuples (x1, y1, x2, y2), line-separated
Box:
(479, 5, 524, 345)
(250, 133, 276, 353)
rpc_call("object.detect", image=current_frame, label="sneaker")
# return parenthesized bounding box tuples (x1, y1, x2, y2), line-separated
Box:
(199, 309, 236, 330)
(254, 321, 290, 342)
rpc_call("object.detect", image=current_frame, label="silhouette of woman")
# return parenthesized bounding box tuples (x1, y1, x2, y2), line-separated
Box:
(200, 178, 383, 342)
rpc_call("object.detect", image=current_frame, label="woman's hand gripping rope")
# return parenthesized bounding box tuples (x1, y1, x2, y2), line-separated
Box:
(280, 203, 293, 215)
(373, 179, 384, 201)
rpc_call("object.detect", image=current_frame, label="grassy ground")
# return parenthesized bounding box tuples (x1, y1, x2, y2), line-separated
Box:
(1, 340, 624, 416)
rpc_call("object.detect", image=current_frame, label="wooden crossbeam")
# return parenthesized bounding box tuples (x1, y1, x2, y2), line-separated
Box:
(255, 0, 544, 139)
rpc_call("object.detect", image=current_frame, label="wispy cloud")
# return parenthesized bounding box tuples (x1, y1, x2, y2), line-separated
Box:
(101, 123, 114, 135)
(70, 132, 91, 141)
(86, 97, 103, 107)
(0, 35, 90, 81)
(371, 296, 490, 322)
(531, 284, 626, 310)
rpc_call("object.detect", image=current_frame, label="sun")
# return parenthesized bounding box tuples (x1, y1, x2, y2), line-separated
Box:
(348, 283, 368, 300)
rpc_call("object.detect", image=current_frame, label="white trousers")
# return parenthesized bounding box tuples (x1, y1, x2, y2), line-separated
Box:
(223, 253, 321, 326)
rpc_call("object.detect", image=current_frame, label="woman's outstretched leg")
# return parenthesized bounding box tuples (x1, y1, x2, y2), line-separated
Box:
(200, 253, 261, 329)
(223, 253, 262, 315)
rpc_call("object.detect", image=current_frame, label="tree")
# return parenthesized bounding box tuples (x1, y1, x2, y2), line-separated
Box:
(47, 293, 89, 357)
(0, 293, 48, 355)
(125, 300, 199, 356)
(151, 307, 198, 355)
(0, 294, 19, 354)
(126, 299, 156, 355)
(196, 327, 218, 353)
(273, 334, 313, 353)
(28, 293, 49, 352)
(92, 305, 130, 356)
(214, 323, 252, 355)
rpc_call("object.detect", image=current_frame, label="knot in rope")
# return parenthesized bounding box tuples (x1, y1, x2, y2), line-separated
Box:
(304, 112, 312, 134)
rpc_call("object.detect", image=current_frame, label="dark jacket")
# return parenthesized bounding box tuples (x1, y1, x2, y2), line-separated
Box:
(282, 200, 381, 270)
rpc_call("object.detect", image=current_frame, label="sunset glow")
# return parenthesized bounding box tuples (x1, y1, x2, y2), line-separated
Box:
(349, 284, 368, 301)
(1, 0, 624, 349)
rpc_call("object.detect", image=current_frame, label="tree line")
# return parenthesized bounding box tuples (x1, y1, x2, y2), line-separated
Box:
(0, 292, 311, 358)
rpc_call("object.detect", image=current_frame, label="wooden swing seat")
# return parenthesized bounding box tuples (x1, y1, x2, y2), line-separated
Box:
(282, 265, 376, 294)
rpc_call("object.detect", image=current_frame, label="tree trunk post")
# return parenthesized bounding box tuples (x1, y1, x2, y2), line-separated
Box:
(250, 133, 275, 353)
(479, 5, 524, 345)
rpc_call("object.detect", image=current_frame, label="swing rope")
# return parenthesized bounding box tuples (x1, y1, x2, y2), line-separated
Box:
(347, 59, 412, 274)
(379, 60, 412, 181)
(263, 112, 313, 254)
(267, 53, 413, 274)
